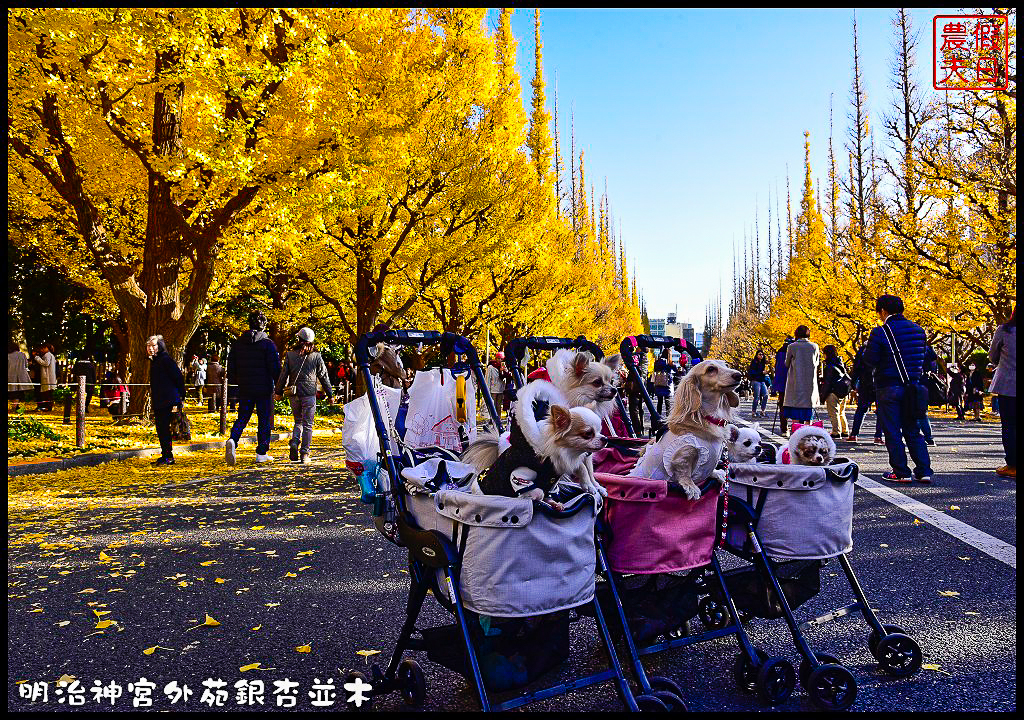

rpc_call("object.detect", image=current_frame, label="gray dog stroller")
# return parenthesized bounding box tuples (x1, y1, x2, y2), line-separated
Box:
(715, 452, 924, 711)
(348, 329, 642, 711)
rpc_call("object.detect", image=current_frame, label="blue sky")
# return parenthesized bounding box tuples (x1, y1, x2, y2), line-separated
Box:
(496, 8, 962, 331)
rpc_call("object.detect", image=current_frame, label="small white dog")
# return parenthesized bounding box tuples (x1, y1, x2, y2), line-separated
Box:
(726, 423, 762, 464)
(783, 424, 837, 466)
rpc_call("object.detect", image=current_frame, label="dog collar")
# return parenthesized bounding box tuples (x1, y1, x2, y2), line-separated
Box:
(704, 415, 727, 427)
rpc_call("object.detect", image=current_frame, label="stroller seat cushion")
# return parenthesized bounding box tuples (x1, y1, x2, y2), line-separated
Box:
(599, 473, 667, 503)
(401, 458, 478, 494)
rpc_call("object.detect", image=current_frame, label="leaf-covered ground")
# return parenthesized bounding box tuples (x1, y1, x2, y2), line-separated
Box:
(6, 404, 343, 462)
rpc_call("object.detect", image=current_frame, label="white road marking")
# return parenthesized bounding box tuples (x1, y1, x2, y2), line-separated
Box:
(737, 418, 1017, 570)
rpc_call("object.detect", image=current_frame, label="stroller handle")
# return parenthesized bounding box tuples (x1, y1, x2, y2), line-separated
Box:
(619, 335, 703, 369)
(355, 329, 479, 364)
(505, 335, 604, 367)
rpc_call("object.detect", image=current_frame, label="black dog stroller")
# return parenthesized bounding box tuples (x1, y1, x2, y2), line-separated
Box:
(349, 329, 641, 711)
(711, 452, 924, 711)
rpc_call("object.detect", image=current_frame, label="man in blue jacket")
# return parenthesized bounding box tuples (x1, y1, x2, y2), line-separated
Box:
(863, 295, 933, 483)
(225, 311, 281, 465)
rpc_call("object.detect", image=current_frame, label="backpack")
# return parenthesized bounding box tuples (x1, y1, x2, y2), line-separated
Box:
(831, 369, 851, 399)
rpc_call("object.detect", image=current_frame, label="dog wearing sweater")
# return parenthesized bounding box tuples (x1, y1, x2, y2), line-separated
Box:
(629, 359, 742, 500)
(473, 380, 606, 508)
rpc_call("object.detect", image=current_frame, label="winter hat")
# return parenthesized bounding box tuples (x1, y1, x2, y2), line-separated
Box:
(297, 327, 315, 343)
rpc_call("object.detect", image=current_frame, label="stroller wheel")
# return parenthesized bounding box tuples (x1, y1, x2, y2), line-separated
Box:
(733, 649, 769, 693)
(875, 634, 923, 678)
(805, 663, 857, 711)
(398, 658, 427, 705)
(798, 652, 841, 687)
(667, 620, 690, 639)
(344, 670, 374, 711)
(652, 690, 688, 711)
(755, 656, 796, 706)
(867, 624, 907, 658)
(697, 596, 729, 631)
(635, 694, 669, 712)
(648, 675, 685, 698)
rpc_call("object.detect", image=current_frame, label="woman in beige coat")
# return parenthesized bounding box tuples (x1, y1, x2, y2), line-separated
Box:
(783, 325, 820, 429)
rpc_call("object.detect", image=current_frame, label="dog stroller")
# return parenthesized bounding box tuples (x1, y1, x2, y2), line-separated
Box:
(503, 335, 769, 710)
(712, 455, 923, 711)
(349, 329, 642, 711)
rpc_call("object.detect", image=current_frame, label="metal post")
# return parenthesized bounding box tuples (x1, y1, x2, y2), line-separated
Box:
(120, 389, 128, 418)
(76, 376, 86, 449)
(220, 373, 228, 435)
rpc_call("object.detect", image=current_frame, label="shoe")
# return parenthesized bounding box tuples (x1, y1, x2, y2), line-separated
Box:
(289, 443, 299, 462)
(916, 475, 933, 484)
(845, 435, 858, 443)
(152, 456, 174, 466)
(256, 454, 274, 463)
(881, 471, 912, 484)
(925, 439, 936, 446)
(996, 465, 1016, 478)
(225, 439, 236, 466)
(830, 433, 842, 440)
(300, 453, 311, 465)
(873, 437, 885, 445)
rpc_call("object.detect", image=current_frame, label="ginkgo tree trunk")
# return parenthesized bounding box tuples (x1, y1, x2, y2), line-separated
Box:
(9, 9, 369, 414)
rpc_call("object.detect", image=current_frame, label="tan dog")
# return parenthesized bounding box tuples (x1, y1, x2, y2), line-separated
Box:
(629, 359, 742, 499)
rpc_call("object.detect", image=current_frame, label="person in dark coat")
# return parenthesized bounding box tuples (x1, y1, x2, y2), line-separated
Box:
(772, 337, 794, 434)
(747, 349, 770, 418)
(947, 364, 966, 420)
(147, 335, 186, 466)
(965, 360, 986, 422)
(652, 349, 673, 416)
(863, 294, 932, 483)
(847, 344, 882, 444)
(225, 311, 281, 465)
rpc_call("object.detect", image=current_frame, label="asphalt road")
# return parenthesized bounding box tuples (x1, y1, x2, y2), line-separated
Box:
(7, 408, 1016, 712)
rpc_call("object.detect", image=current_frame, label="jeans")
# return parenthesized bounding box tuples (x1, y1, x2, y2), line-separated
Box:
(849, 394, 881, 439)
(999, 395, 1016, 467)
(656, 391, 669, 416)
(289, 395, 316, 455)
(918, 414, 934, 442)
(154, 405, 174, 459)
(750, 381, 768, 414)
(230, 394, 274, 455)
(876, 384, 932, 478)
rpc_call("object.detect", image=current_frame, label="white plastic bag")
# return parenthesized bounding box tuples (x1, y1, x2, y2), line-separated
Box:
(403, 369, 477, 452)
(342, 380, 402, 471)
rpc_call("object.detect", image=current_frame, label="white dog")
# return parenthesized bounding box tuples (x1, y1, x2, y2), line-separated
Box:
(726, 423, 762, 464)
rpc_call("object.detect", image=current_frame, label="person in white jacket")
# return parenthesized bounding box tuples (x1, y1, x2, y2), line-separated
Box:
(33, 343, 57, 411)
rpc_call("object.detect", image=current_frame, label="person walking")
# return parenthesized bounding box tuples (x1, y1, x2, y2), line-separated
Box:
(772, 336, 794, 434)
(147, 335, 186, 466)
(917, 347, 940, 446)
(863, 294, 933, 484)
(965, 361, 986, 422)
(32, 343, 58, 411)
(747, 349, 770, 418)
(190, 355, 207, 404)
(947, 363, 967, 421)
(205, 353, 224, 413)
(846, 343, 883, 444)
(653, 348, 673, 416)
(8, 342, 31, 411)
(225, 311, 281, 465)
(64, 352, 97, 416)
(276, 327, 333, 464)
(783, 326, 820, 428)
(821, 345, 850, 439)
(624, 353, 646, 435)
(989, 305, 1016, 478)
(485, 352, 509, 421)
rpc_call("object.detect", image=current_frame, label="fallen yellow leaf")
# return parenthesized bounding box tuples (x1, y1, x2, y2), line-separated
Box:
(356, 650, 380, 658)
(200, 561, 218, 567)
(938, 590, 960, 597)
(95, 620, 114, 629)
(296, 645, 311, 653)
